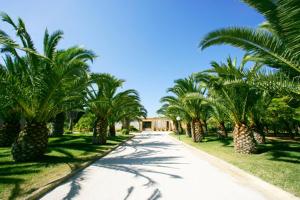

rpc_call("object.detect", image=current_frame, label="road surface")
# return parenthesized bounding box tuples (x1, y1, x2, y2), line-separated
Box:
(41, 131, 298, 200)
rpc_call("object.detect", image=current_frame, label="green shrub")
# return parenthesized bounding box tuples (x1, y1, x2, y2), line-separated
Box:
(129, 126, 139, 132)
(121, 128, 129, 135)
(74, 113, 95, 132)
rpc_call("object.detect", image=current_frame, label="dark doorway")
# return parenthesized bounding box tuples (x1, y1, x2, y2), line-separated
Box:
(142, 121, 152, 130)
(166, 121, 169, 130)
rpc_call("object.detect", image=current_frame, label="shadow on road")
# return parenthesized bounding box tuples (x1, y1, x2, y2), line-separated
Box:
(61, 132, 183, 200)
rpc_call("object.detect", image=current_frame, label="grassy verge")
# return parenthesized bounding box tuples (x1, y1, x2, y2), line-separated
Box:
(0, 133, 133, 200)
(170, 133, 300, 197)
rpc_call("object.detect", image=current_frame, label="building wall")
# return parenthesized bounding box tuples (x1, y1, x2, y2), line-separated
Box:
(140, 117, 174, 131)
(114, 117, 174, 132)
(115, 121, 140, 130)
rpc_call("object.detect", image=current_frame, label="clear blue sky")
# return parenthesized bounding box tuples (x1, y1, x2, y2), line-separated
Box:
(1, 0, 263, 117)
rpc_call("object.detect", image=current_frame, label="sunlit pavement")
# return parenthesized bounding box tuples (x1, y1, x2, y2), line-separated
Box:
(41, 131, 298, 200)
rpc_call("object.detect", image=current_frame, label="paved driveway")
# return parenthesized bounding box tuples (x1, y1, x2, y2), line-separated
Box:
(41, 131, 298, 200)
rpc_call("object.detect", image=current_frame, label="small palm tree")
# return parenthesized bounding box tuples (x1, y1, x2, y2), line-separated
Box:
(160, 76, 207, 142)
(87, 73, 142, 144)
(157, 104, 181, 132)
(199, 0, 300, 76)
(109, 94, 146, 136)
(209, 99, 229, 139)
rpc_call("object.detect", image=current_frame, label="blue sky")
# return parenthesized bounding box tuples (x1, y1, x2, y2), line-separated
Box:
(1, 0, 263, 116)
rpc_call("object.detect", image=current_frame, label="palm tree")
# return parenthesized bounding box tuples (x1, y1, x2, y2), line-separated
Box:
(160, 76, 207, 142)
(199, 0, 300, 76)
(109, 94, 146, 136)
(0, 13, 95, 161)
(167, 77, 201, 137)
(51, 112, 66, 136)
(157, 104, 181, 132)
(87, 73, 142, 144)
(248, 90, 274, 144)
(195, 57, 261, 153)
(209, 99, 229, 139)
(0, 55, 22, 146)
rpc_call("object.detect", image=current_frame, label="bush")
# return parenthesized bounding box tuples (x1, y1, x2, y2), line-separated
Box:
(129, 126, 139, 132)
(74, 113, 95, 132)
(121, 129, 129, 135)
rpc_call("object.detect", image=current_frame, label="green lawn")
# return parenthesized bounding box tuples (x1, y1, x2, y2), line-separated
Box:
(0, 133, 132, 200)
(171, 133, 300, 197)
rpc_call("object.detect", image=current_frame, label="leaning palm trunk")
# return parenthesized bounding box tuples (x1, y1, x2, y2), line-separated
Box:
(93, 117, 108, 144)
(250, 124, 265, 144)
(233, 123, 256, 154)
(12, 122, 48, 161)
(186, 122, 192, 137)
(0, 121, 20, 147)
(253, 131, 265, 144)
(52, 112, 65, 136)
(109, 124, 116, 137)
(192, 119, 204, 142)
(217, 121, 227, 139)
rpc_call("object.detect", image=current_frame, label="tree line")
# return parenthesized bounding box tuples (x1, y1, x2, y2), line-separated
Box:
(158, 0, 300, 154)
(0, 13, 146, 162)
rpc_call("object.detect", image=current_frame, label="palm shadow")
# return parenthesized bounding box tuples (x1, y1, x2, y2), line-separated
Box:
(60, 133, 184, 200)
(0, 177, 23, 200)
(256, 140, 300, 164)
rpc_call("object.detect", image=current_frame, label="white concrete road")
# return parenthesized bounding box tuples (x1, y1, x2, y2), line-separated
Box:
(41, 131, 298, 200)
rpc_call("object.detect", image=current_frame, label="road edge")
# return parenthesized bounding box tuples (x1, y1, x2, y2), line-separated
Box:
(27, 134, 135, 200)
(167, 133, 299, 200)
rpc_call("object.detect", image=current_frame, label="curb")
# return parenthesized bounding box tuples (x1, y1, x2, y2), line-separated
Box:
(167, 133, 299, 200)
(26, 135, 135, 200)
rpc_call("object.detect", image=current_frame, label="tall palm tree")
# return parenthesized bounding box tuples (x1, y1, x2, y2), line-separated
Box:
(0, 13, 95, 161)
(199, 0, 300, 76)
(195, 57, 261, 153)
(87, 73, 141, 144)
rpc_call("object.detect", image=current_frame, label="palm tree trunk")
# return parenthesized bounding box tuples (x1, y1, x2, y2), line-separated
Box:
(186, 122, 192, 137)
(173, 120, 179, 134)
(122, 119, 130, 135)
(273, 124, 278, 136)
(265, 125, 269, 135)
(178, 122, 183, 134)
(253, 131, 265, 144)
(0, 121, 20, 147)
(250, 123, 265, 144)
(109, 124, 116, 137)
(68, 117, 73, 133)
(12, 122, 49, 162)
(203, 120, 208, 135)
(93, 117, 108, 144)
(192, 119, 204, 142)
(217, 121, 227, 139)
(52, 112, 65, 136)
(233, 123, 256, 154)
